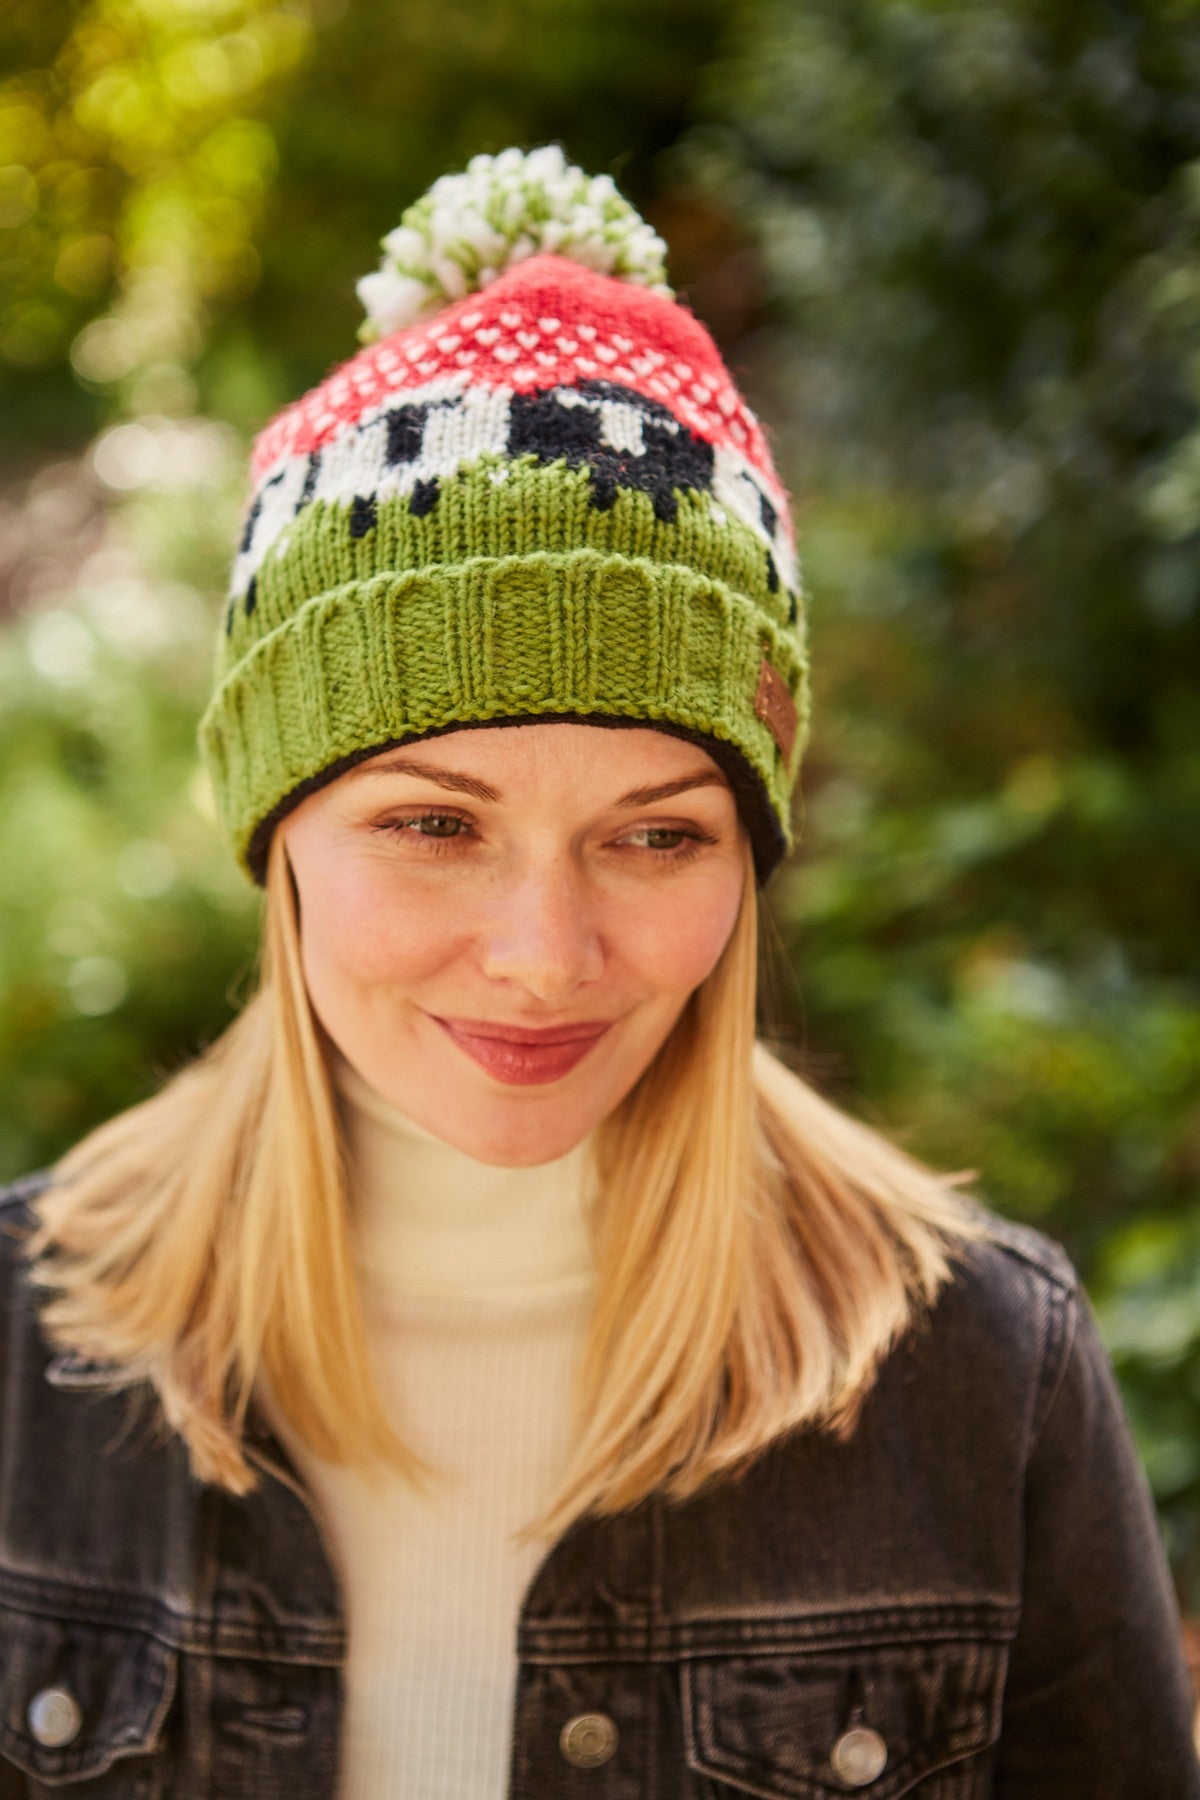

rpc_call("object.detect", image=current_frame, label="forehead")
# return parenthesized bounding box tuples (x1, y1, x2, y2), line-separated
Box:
(354, 721, 731, 785)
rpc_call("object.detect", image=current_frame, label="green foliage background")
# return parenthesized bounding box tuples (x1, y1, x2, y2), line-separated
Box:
(2, 0, 1198, 1602)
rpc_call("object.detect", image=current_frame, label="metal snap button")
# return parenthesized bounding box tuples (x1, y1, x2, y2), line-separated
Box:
(27, 1687, 83, 1749)
(831, 1724, 888, 1787)
(559, 1711, 618, 1768)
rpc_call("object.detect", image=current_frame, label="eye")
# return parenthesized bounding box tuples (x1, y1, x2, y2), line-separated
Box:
(371, 811, 473, 848)
(628, 827, 688, 851)
(369, 813, 718, 864)
(619, 825, 718, 861)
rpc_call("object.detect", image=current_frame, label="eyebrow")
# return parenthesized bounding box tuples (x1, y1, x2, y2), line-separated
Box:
(349, 754, 728, 809)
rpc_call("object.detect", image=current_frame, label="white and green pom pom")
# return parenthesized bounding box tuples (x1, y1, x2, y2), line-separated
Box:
(355, 144, 674, 343)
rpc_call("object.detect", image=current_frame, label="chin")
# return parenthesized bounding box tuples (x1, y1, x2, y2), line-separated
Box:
(458, 1105, 598, 1169)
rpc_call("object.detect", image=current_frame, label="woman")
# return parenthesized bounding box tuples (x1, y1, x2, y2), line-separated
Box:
(2, 145, 1195, 1798)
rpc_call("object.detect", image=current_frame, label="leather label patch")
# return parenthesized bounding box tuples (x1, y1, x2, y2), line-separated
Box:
(754, 656, 798, 763)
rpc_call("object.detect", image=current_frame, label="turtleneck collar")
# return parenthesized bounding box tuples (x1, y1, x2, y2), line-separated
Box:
(331, 1050, 598, 1302)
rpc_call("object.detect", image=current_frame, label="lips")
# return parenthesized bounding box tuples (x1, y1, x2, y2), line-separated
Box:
(436, 1016, 612, 1045)
(429, 1014, 612, 1086)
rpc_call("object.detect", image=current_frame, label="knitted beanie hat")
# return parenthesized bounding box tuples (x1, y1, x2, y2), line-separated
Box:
(198, 145, 811, 885)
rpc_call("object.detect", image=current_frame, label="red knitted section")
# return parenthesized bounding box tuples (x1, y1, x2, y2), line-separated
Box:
(250, 254, 787, 533)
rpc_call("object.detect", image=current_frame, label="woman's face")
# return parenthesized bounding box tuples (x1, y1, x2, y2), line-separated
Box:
(282, 721, 747, 1166)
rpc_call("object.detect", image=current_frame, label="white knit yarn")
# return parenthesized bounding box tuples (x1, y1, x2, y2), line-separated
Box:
(356, 144, 673, 343)
(264, 1051, 599, 1800)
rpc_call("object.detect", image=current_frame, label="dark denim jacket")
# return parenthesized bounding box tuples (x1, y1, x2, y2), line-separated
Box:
(0, 1171, 1196, 1800)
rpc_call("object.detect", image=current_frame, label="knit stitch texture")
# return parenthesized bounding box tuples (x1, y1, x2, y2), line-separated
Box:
(200, 176, 811, 884)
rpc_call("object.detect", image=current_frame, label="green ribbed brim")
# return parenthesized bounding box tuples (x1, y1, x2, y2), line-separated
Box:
(200, 462, 810, 883)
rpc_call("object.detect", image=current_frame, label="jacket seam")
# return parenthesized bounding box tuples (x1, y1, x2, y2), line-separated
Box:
(970, 1214, 1076, 1298)
(1025, 1278, 1077, 1461)
(0, 1568, 343, 1664)
(517, 1598, 1022, 1661)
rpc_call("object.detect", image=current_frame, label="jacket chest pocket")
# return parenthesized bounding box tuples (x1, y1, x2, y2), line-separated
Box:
(682, 1638, 1006, 1800)
(0, 1609, 177, 1797)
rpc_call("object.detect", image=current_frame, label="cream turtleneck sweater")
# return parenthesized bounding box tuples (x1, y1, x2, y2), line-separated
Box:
(263, 1052, 598, 1800)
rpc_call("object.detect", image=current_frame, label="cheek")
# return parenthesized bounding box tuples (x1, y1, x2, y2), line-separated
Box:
(294, 856, 455, 994)
(285, 811, 746, 1009)
(618, 871, 744, 996)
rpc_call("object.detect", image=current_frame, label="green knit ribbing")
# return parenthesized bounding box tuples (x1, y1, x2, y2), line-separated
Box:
(219, 459, 799, 670)
(200, 548, 809, 878)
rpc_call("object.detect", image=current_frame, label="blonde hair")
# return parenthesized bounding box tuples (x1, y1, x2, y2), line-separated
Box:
(31, 827, 985, 1545)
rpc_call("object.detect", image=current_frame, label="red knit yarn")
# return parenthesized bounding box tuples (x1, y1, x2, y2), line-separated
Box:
(249, 254, 790, 551)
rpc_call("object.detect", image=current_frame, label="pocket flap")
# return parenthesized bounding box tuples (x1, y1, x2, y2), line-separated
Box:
(683, 1640, 1005, 1800)
(0, 1608, 177, 1785)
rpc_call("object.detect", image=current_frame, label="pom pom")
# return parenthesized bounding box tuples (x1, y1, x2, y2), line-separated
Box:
(355, 144, 673, 343)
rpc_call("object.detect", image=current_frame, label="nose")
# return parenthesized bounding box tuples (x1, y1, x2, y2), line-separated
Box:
(477, 853, 604, 1001)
